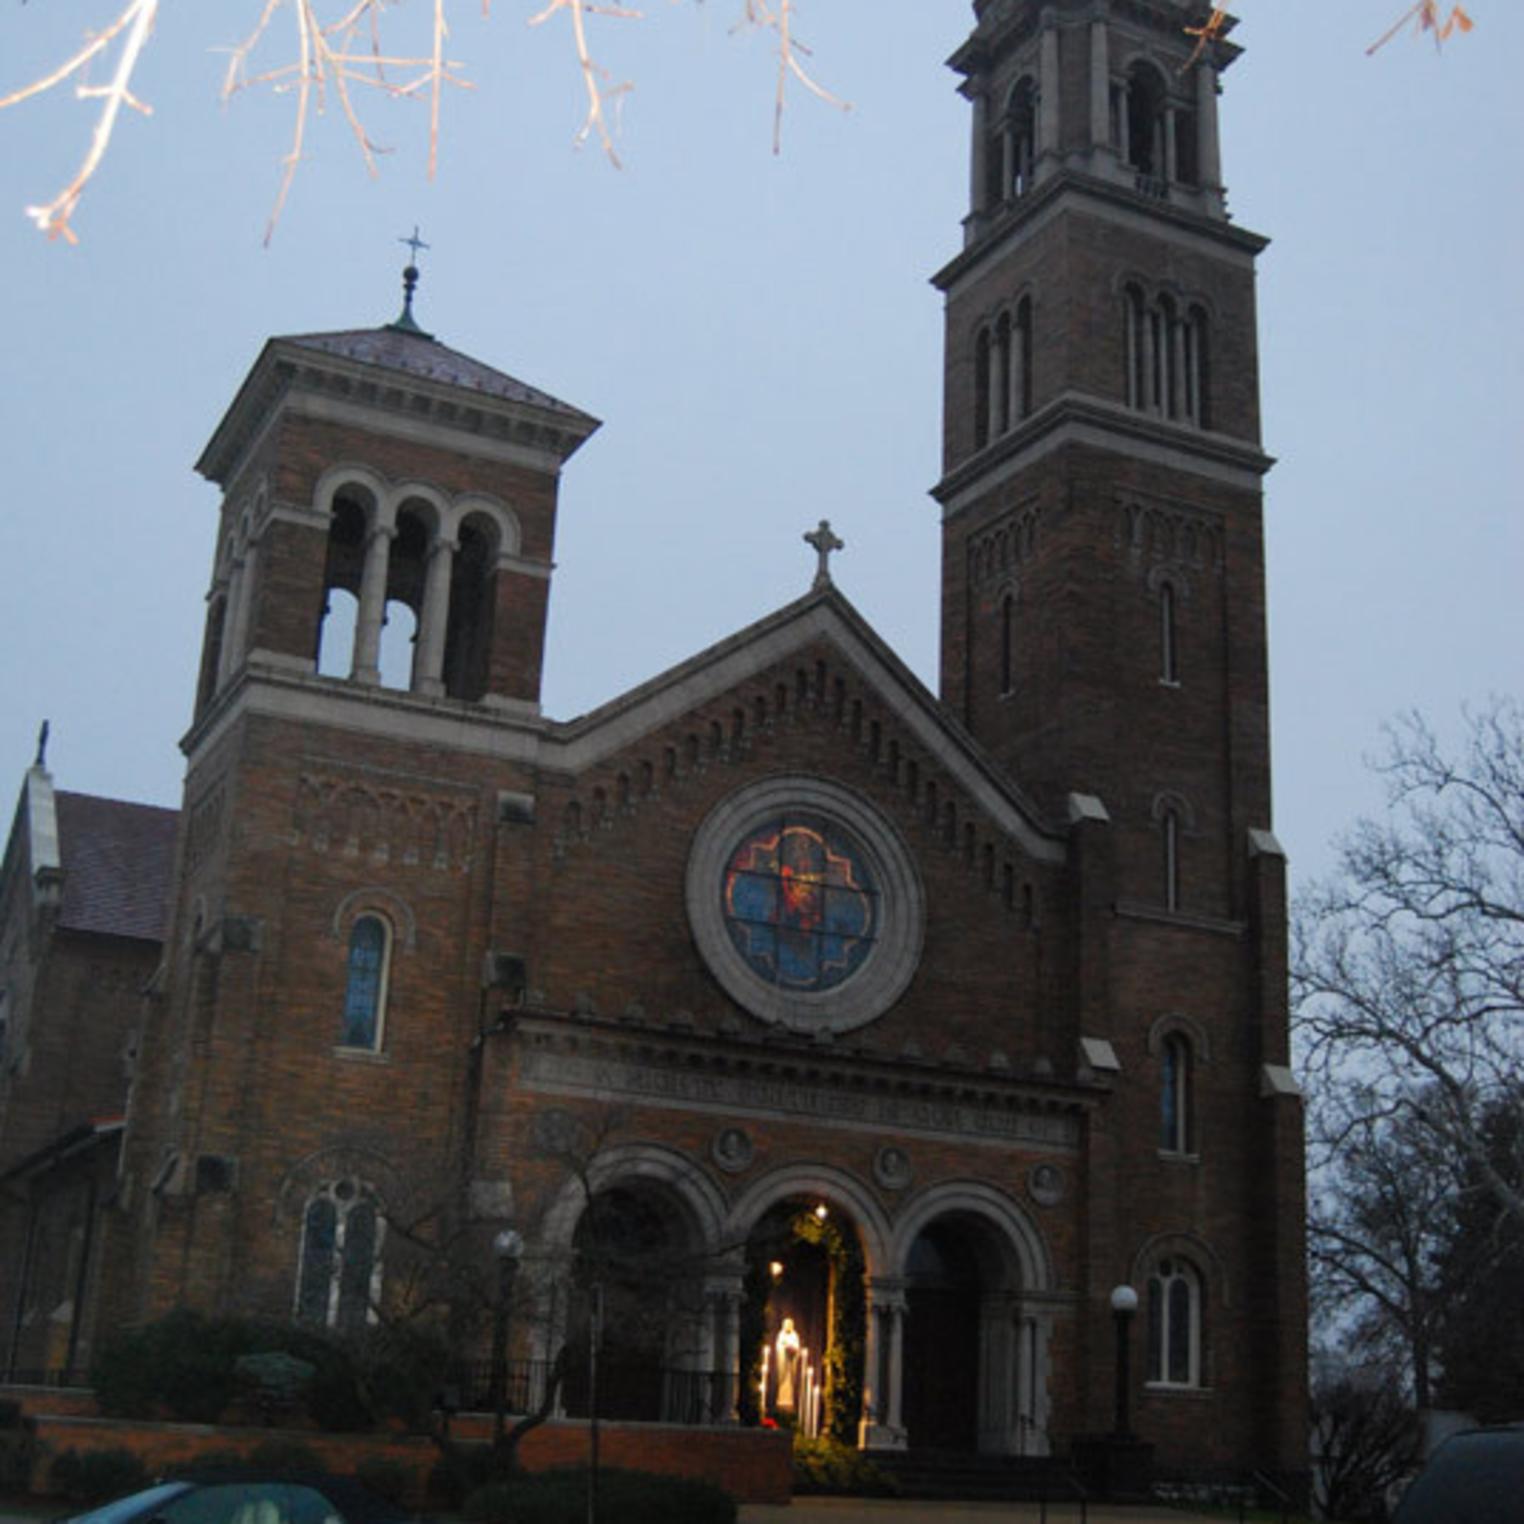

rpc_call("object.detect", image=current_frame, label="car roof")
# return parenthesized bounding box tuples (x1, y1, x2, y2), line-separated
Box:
(1393, 1427, 1524, 1524)
(162, 1471, 411, 1524)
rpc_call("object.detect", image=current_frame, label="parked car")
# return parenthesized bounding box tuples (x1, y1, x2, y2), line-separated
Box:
(1392, 1426, 1524, 1523)
(58, 1472, 413, 1524)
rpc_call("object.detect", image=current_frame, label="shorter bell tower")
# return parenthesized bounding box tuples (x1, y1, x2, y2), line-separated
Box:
(191, 267, 599, 725)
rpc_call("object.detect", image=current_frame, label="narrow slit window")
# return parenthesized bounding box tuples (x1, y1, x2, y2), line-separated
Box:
(341, 915, 389, 1050)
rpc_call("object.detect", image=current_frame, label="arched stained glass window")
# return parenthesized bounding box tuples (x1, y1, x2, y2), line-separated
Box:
(295, 1180, 382, 1331)
(342, 915, 389, 1049)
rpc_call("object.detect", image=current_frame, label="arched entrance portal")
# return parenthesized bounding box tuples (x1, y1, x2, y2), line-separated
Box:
(897, 1203, 1050, 1457)
(742, 1200, 866, 1442)
(903, 1223, 982, 1450)
(560, 1183, 707, 1423)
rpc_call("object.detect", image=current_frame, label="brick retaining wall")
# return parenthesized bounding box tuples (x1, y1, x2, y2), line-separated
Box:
(1, 1396, 792, 1506)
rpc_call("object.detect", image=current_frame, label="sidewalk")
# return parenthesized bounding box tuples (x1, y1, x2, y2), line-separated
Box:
(739, 1501, 1217, 1523)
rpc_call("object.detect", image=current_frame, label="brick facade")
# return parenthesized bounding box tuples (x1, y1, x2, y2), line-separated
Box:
(8, 0, 1308, 1497)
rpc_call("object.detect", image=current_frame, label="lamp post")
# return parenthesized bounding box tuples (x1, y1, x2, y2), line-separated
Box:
(490, 1227, 524, 1454)
(1110, 1284, 1139, 1440)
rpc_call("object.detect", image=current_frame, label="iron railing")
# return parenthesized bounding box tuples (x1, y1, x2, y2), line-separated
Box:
(452, 1357, 733, 1427)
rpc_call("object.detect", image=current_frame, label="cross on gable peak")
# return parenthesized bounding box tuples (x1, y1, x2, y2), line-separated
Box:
(804, 519, 845, 590)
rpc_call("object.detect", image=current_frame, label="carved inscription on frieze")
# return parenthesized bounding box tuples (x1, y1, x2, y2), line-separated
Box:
(519, 1049, 1079, 1150)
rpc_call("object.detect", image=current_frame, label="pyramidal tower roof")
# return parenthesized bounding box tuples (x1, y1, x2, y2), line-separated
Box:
(197, 256, 599, 487)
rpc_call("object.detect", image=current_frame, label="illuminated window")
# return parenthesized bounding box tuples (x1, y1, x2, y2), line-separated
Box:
(721, 814, 879, 993)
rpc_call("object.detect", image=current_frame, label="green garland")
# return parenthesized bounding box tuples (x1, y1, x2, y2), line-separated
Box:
(789, 1209, 866, 1445)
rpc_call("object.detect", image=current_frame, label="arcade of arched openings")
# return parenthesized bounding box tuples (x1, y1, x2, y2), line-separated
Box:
(974, 298, 1034, 448)
(519, 1164, 1056, 1457)
(313, 478, 517, 702)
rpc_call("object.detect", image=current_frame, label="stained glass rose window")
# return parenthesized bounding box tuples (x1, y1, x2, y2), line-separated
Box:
(687, 779, 924, 1033)
(721, 814, 879, 992)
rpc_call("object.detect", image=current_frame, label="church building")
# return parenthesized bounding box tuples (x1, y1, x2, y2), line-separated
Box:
(2, 0, 1306, 1492)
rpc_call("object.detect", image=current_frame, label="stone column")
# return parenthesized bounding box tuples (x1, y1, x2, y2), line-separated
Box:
(216, 566, 243, 689)
(1038, 27, 1061, 163)
(885, 1293, 909, 1442)
(350, 524, 395, 685)
(1164, 106, 1179, 185)
(1171, 317, 1188, 421)
(1011, 316, 1027, 424)
(859, 1281, 908, 1450)
(969, 92, 989, 216)
(412, 534, 457, 697)
(1197, 62, 1222, 190)
(1141, 309, 1157, 413)
(1089, 20, 1110, 152)
(222, 538, 261, 681)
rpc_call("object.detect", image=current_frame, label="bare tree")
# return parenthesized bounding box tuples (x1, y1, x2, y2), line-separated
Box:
(1, 3, 1480, 245)
(1308, 1365, 1420, 1524)
(1294, 697, 1524, 1226)
(0, 1, 847, 246)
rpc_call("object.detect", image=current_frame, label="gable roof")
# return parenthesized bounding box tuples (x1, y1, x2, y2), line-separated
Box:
(53, 792, 178, 942)
(549, 584, 1067, 864)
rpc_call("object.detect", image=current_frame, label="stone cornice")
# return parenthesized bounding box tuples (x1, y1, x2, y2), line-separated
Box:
(502, 1009, 1099, 1150)
(934, 392, 1273, 514)
(196, 337, 600, 489)
(933, 170, 1267, 298)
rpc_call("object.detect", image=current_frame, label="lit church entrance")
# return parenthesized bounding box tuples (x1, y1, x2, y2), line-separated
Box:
(744, 1200, 865, 1441)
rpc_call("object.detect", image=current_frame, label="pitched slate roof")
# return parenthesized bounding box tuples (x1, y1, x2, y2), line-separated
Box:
(282, 327, 595, 423)
(54, 792, 178, 942)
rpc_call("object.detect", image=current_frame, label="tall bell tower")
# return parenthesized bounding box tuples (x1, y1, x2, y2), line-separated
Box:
(934, 2, 1307, 1482)
(935, 0, 1274, 922)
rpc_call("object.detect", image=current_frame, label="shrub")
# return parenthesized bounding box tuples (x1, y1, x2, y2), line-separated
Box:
(90, 1312, 372, 1431)
(464, 1467, 735, 1524)
(245, 1439, 326, 1476)
(426, 1446, 497, 1509)
(92, 1309, 247, 1422)
(0, 1410, 37, 1494)
(791, 1434, 899, 1496)
(353, 1457, 411, 1504)
(50, 1448, 149, 1504)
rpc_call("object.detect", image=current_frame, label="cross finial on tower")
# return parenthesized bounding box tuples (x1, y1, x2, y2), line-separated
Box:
(804, 519, 845, 590)
(389, 226, 435, 338)
(34, 719, 49, 769)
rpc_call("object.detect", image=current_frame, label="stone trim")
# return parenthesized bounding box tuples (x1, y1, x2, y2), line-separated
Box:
(510, 1016, 1089, 1152)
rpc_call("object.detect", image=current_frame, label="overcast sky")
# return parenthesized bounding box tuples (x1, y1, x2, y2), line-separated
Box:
(1, 2, 1519, 894)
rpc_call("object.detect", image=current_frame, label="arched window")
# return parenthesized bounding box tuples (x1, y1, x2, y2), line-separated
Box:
(317, 493, 369, 674)
(1160, 1033, 1192, 1152)
(1124, 62, 1168, 193)
(1147, 1257, 1202, 1386)
(1000, 594, 1015, 695)
(995, 311, 1013, 435)
(341, 915, 390, 1050)
(296, 1179, 382, 1333)
(1015, 296, 1033, 420)
(975, 327, 993, 449)
(1161, 806, 1181, 911)
(1008, 79, 1037, 198)
(1159, 582, 1178, 684)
